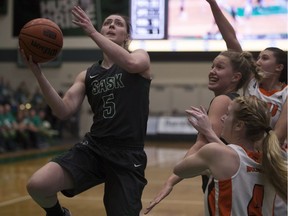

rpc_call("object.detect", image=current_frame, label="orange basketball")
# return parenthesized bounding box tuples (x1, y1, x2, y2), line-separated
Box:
(19, 18, 63, 63)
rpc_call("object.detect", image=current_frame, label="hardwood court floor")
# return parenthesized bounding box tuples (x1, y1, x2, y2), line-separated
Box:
(0, 141, 204, 216)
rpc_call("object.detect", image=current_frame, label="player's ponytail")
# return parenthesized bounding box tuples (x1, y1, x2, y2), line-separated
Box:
(262, 129, 287, 202)
(234, 96, 287, 201)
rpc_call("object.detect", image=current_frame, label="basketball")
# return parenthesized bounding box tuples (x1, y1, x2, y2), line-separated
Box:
(19, 18, 63, 63)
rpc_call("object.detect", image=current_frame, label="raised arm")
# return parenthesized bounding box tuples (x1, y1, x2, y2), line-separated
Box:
(19, 49, 86, 120)
(274, 98, 287, 147)
(206, 0, 242, 52)
(71, 6, 151, 78)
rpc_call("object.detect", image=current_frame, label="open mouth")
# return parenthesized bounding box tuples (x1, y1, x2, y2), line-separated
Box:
(106, 32, 116, 36)
(209, 77, 218, 83)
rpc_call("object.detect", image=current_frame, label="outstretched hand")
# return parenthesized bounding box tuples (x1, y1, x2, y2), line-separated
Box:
(71, 6, 97, 35)
(143, 183, 173, 214)
(186, 106, 212, 134)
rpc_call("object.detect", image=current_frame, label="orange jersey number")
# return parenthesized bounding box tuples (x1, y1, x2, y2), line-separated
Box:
(247, 184, 264, 216)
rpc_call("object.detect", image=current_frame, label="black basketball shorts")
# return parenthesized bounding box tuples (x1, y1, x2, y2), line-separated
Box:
(52, 133, 148, 216)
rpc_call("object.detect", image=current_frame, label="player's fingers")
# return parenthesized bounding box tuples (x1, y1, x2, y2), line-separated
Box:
(143, 202, 156, 214)
(74, 6, 88, 19)
(19, 48, 26, 59)
(200, 106, 207, 114)
(72, 7, 85, 21)
(185, 110, 198, 119)
(71, 11, 82, 22)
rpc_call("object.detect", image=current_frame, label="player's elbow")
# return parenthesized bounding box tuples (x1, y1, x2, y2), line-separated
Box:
(125, 52, 150, 73)
(52, 109, 71, 121)
(173, 163, 185, 178)
(126, 60, 150, 74)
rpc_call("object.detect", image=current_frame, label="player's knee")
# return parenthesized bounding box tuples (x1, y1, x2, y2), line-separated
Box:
(26, 175, 46, 197)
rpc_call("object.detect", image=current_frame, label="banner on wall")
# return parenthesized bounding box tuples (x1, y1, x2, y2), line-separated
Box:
(157, 116, 198, 135)
(13, 0, 102, 37)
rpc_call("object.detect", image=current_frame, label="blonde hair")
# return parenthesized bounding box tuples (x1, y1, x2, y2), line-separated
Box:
(233, 96, 287, 201)
(220, 50, 262, 92)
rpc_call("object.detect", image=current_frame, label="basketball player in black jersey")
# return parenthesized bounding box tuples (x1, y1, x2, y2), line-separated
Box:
(21, 5, 151, 216)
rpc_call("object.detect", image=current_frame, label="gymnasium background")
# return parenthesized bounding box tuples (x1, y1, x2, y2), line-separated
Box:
(0, 0, 287, 140)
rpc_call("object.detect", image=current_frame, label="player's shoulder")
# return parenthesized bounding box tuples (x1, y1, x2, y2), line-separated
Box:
(74, 70, 87, 83)
(211, 94, 235, 106)
(131, 48, 148, 53)
(199, 142, 233, 160)
(130, 48, 150, 57)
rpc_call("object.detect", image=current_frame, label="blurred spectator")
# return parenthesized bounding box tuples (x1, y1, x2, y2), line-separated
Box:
(28, 108, 59, 148)
(15, 109, 32, 149)
(0, 79, 14, 105)
(27, 107, 42, 148)
(0, 104, 7, 152)
(30, 87, 45, 110)
(1, 103, 18, 151)
(0, 78, 81, 153)
(13, 81, 30, 105)
(38, 109, 59, 142)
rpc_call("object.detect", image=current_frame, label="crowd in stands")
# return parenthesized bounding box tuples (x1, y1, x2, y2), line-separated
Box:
(0, 76, 79, 153)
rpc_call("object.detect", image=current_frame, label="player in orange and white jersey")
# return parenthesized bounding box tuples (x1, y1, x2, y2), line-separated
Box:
(175, 96, 287, 216)
(204, 1, 287, 214)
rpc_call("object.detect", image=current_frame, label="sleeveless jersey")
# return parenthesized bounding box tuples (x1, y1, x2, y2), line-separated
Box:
(204, 144, 276, 216)
(245, 78, 287, 215)
(244, 78, 287, 128)
(85, 61, 151, 146)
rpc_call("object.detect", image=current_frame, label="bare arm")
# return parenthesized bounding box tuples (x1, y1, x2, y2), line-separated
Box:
(174, 145, 211, 179)
(274, 98, 287, 146)
(174, 143, 238, 180)
(144, 95, 231, 214)
(206, 0, 242, 52)
(71, 6, 151, 78)
(19, 49, 86, 120)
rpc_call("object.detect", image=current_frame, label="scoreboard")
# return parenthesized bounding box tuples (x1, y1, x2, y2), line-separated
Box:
(130, 0, 167, 39)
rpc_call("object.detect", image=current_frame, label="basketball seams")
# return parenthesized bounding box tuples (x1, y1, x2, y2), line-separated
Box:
(18, 18, 63, 63)
(22, 23, 63, 35)
(19, 39, 49, 62)
(19, 32, 63, 48)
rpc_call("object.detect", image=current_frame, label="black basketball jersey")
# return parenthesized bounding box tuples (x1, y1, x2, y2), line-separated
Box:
(85, 61, 151, 146)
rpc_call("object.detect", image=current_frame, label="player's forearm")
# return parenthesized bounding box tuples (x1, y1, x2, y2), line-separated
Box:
(202, 129, 224, 145)
(274, 100, 287, 145)
(33, 72, 69, 119)
(166, 173, 183, 186)
(89, 31, 134, 69)
(184, 135, 207, 157)
(208, 0, 242, 51)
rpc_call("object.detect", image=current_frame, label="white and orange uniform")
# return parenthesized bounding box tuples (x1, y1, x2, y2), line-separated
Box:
(204, 144, 276, 216)
(244, 78, 287, 129)
(245, 78, 287, 215)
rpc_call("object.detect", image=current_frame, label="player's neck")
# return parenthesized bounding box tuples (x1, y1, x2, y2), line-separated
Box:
(260, 79, 283, 92)
(101, 57, 114, 69)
